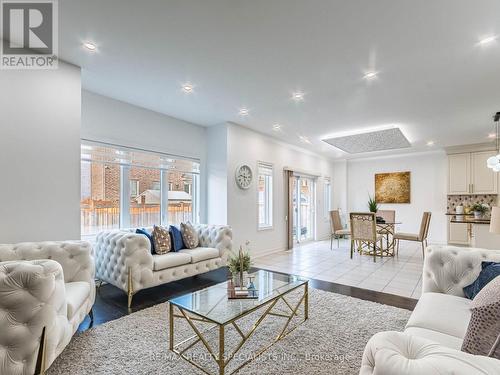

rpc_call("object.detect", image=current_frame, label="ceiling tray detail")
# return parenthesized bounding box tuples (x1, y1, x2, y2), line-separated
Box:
(323, 128, 411, 154)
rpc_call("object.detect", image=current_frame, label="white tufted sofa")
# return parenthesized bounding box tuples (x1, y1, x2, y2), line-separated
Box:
(94, 224, 232, 308)
(360, 245, 500, 375)
(0, 241, 95, 375)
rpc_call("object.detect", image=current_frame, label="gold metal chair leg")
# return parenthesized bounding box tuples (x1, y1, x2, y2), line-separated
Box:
(127, 267, 134, 309)
(34, 326, 47, 375)
(350, 240, 354, 259)
(421, 241, 425, 259)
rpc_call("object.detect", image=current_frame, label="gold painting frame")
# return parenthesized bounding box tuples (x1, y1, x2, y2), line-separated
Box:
(375, 172, 411, 203)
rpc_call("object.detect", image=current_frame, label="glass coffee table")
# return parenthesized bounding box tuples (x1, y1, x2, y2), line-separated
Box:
(168, 270, 308, 375)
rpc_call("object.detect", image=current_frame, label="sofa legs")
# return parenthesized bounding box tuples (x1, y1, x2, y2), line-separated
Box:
(34, 326, 47, 375)
(127, 267, 134, 309)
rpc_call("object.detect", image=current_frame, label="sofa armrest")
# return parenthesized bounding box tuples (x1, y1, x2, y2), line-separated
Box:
(422, 245, 500, 297)
(360, 331, 500, 375)
(0, 260, 70, 374)
(194, 225, 232, 260)
(94, 230, 154, 292)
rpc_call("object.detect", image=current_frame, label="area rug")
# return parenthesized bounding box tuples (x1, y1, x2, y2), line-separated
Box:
(49, 288, 411, 375)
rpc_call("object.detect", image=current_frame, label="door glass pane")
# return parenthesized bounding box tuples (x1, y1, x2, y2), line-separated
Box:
(80, 161, 121, 235)
(300, 178, 314, 241)
(292, 177, 298, 241)
(129, 167, 161, 228)
(169, 171, 193, 225)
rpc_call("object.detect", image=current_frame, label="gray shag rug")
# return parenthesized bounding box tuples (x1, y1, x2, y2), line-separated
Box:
(49, 288, 410, 375)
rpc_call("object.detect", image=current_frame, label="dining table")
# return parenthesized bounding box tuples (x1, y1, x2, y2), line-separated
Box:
(375, 220, 402, 256)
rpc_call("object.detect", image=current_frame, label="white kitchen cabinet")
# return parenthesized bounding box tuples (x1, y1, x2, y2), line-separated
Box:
(448, 153, 470, 194)
(448, 221, 470, 245)
(448, 151, 497, 195)
(471, 151, 498, 194)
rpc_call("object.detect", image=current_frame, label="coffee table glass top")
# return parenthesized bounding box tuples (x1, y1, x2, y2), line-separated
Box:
(168, 270, 307, 324)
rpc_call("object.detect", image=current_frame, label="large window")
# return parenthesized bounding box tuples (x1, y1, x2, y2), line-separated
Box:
(257, 162, 273, 229)
(80, 142, 200, 236)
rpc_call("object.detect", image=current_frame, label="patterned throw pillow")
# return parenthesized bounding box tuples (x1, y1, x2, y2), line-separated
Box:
(152, 225, 172, 255)
(462, 276, 500, 358)
(180, 222, 199, 249)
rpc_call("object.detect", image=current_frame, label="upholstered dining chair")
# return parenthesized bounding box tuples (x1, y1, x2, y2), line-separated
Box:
(330, 210, 350, 249)
(376, 210, 396, 234)
(349, 212, 384, 262)
(394, 212, 432, 258)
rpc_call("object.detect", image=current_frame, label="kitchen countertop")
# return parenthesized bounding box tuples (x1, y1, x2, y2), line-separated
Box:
(448, 214, 490, 225)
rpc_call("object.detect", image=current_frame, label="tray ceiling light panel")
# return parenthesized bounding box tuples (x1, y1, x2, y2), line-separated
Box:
(323, 127, 411, 154)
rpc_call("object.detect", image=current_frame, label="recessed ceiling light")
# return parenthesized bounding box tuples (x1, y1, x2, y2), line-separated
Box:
(478, 35, 498, 46)
(82, 41, 97, 52)
(181, 82, 194, 94)
(272, 124, 281, 131)
(426, 140, 435, 146)
(239, 107, 249, 116)
(299, 135, 311, 144)
(488, 133, 497, 139)
(363, 71, 378, 80)
(292, 91, 305, 102)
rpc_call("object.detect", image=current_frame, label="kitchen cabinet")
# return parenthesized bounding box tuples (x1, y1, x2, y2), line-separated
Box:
(448, 221, 470, 245)
(448, 151, 497, 195)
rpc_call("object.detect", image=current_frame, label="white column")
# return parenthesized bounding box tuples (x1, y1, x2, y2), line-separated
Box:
(161, 170, 169, 226)
(120, 166, 130, 228)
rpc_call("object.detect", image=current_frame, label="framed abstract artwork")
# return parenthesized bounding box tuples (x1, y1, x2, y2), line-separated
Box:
(375, 172, 411, 203)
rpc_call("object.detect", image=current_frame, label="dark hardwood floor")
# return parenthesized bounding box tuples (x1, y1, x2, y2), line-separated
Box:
(78, 266, 417, 332)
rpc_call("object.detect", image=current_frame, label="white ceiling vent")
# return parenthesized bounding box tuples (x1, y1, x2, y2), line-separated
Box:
(322, 128, 411, 154)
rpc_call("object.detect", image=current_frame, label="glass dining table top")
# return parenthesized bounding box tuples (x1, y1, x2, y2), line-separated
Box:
(168, 270, 307, 325)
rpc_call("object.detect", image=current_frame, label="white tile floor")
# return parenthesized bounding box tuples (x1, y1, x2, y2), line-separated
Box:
(253, 238, 424, 299)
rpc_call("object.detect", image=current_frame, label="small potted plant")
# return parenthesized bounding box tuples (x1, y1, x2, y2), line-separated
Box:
(368, 195, 379, 213)
(471, 203, 489, 219)
(228, 241, 252, 287)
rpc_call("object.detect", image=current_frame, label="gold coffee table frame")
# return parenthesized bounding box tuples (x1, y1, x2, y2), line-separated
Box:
(169, 281, 308, 375)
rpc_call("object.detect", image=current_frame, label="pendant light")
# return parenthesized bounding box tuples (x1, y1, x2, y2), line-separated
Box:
(486, 112, 500, 172)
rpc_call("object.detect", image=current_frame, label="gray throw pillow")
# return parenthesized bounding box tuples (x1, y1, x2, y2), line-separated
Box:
(461, 276, 500, 359)
(180, 222, 199, 249)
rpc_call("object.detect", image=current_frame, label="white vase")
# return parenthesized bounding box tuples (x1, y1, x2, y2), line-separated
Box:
(474, 211, 482, 219)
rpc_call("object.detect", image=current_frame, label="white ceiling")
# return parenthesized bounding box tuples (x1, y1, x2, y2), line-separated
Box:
(59, 0, 500, 159)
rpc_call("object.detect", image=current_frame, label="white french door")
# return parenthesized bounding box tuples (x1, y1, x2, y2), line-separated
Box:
(292, 175, 316, 244)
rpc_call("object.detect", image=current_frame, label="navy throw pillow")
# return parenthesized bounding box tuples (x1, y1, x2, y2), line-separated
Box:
(136, 228, 156, 254)
(170, 225, 185, 252)
(463, 261, 500, 299)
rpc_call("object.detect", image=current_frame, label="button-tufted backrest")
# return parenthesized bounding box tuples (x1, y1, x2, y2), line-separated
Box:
(0, 260, 70, 374)
(422, 245, 500, 297)
(0, 241, 95, 284)
(194, 224, 232, 259)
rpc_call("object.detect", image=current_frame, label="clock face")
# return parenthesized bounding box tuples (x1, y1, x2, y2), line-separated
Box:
(235, 165, 252, 189)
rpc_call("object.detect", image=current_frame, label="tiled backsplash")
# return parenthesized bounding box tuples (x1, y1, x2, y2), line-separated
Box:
(447, 194, 498, 213)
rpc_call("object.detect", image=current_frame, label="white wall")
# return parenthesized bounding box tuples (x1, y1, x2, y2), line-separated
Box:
(0, 62, 81, 242)
(346, 151, 448, 243)
(206, 124, 228, 225)
(226, 123, 336, 256)
(82, 90, 209, 222)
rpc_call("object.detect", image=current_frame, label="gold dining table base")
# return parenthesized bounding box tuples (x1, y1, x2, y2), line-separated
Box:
(169, 282, 309, 375)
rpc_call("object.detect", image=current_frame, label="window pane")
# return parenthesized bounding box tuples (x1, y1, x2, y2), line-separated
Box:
(258, 163, 273, 228)
(129, 167, 161, 228)
(80, 161, 121, 235)
(168, 171, 193, 225)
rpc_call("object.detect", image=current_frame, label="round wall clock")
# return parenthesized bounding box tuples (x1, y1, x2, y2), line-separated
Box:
(235, 164, 253, 189)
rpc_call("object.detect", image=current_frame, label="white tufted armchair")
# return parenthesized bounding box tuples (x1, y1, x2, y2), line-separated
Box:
(0, 241, 95, 375)
(94, 224, 232, 308)
(360, 245, 500, 375)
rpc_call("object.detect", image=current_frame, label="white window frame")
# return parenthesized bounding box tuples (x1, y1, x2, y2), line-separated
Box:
(324, 177, 331, 220)
(80, 141, 200, 237)
(257, 162, 273, 230)
(130, 179, 139, 197)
